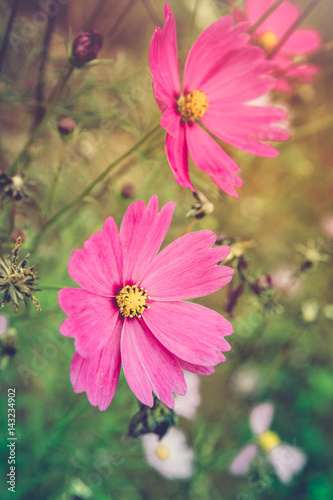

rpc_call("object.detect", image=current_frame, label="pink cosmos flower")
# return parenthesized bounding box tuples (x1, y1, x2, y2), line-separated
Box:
(149, 3, 289, 198)
(235, 0, 322, 94)
(58, 196, 234, 411)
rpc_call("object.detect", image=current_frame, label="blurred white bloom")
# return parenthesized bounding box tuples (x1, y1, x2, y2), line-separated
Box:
(229, 443, 258, 475)
(174, 371, 200, 419)
(0, 314, 8, 335)
(323, 304, 333, 320)
(271, 266, 301, 296)
(231, 366, 261, 398)
(230, 403, 307, 483)
(301, 300, 319, 322)
(268, 443, 307, 484)
(141, 428, 194, 480)
(321, 214, 333, 238)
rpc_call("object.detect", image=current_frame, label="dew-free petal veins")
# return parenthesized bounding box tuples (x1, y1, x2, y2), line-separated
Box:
(68, 231, 119, 296)
(143, 301, 232, 366)
(70, 317, 122, 411)
(121, 318, 186, 408)
(141, 231, 233, 300)
(59, 197, 234, 410)
(59, 288, 119, 358)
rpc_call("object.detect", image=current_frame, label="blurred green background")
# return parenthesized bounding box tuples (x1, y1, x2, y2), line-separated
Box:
(0, 0, 333, 498)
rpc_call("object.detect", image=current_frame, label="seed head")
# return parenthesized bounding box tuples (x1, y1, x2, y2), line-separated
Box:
(0, 237, 41, 313)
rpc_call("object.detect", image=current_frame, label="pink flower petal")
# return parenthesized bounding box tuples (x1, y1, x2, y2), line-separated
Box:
(203, 108, 281, 158)
(186, 123, 241, 175)
(59, 288, 119, 358)
(119, 195, 175, 284)
(70, 317, 122, 411)
(207, 105, 290, 142)
(68, 226, 121, 296)
(141, 231, 233, 300)
(165, 124, 193, 190)
(149, 2, 180, 109)
(282, 28, 322, 55)
(230, 443, 258, 475)
(121, 317, 186, 407)
(247, 0, 300, 38)
(199, 47, 275, 103)
(160, 106, 180, 138)
(177, 358, 216, 376)
(185, 123, 243, 196)
(184, 16, 250, 91)
(209, 173, 243, 198)
(143, 300, 232, 366)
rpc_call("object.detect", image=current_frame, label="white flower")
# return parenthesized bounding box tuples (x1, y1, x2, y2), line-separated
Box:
(0, 314, 8, 335)
(231, 366, 261, 398)
(141, 428, 194, 480)
(301, 300, 319, 322)
(174, 371, 201, 419)
(230, 403, 307, 484)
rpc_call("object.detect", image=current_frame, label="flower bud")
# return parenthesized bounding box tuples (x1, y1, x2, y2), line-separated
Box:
(121, 183, 136, 199)
(251, 274, 272, 295)
(71, 30, 104, 68)
(10, 229, 25, 243)
(57, 117, 76, 136)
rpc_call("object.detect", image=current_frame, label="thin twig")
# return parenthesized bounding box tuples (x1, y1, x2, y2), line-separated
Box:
(8, 65, 74, 176)
(248, 0, 285, 35)
(30, 122, 161, 250)
(34, 10, 58, 127)
(140, 0, 162, 26)
(268, 0, 324, 59)
(0, 0, 20, 73)
(107, 0, 137, 45)
(83, 0, 108, 31)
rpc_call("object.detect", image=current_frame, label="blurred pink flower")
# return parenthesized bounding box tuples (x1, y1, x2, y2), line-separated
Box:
(149, 3, 289, 198)
(235, 0, 322, 94)
(58, 196, 234, 411)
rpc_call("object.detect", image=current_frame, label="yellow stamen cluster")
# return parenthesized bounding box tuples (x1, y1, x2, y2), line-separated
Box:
(257, 430, 281, 453)
(257, 31, 279, 51)
(179, 90, 209, 122)
(116, 285, 150, 318)
(155, 444, 170, 461)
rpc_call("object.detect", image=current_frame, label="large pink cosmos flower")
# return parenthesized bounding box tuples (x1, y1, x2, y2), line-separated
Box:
(58, 196, 234, 411)
(235, 0, 322, 94)
(149, 3, 289, 198)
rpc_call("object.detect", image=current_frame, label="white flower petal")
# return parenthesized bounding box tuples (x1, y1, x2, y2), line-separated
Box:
(141, 428, 194, 480)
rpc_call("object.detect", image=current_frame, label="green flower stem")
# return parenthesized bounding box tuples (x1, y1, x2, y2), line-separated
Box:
(8, 65, 74, 175)
(30, 122, 162, 251)
(268, 0, 324, 59)
(47, 141, 67, 215)
(0, 0, 20, 73)
(39, 284, 63, 290)
(248, 0, 286, 35)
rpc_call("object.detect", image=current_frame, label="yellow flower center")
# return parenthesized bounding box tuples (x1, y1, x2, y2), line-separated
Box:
(179, 90, 209, 122)
(116, 285, 150, 318)
(155, 444, 170, 461)
(257, 31, 279, 51)
(257, 430, 281, 453)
